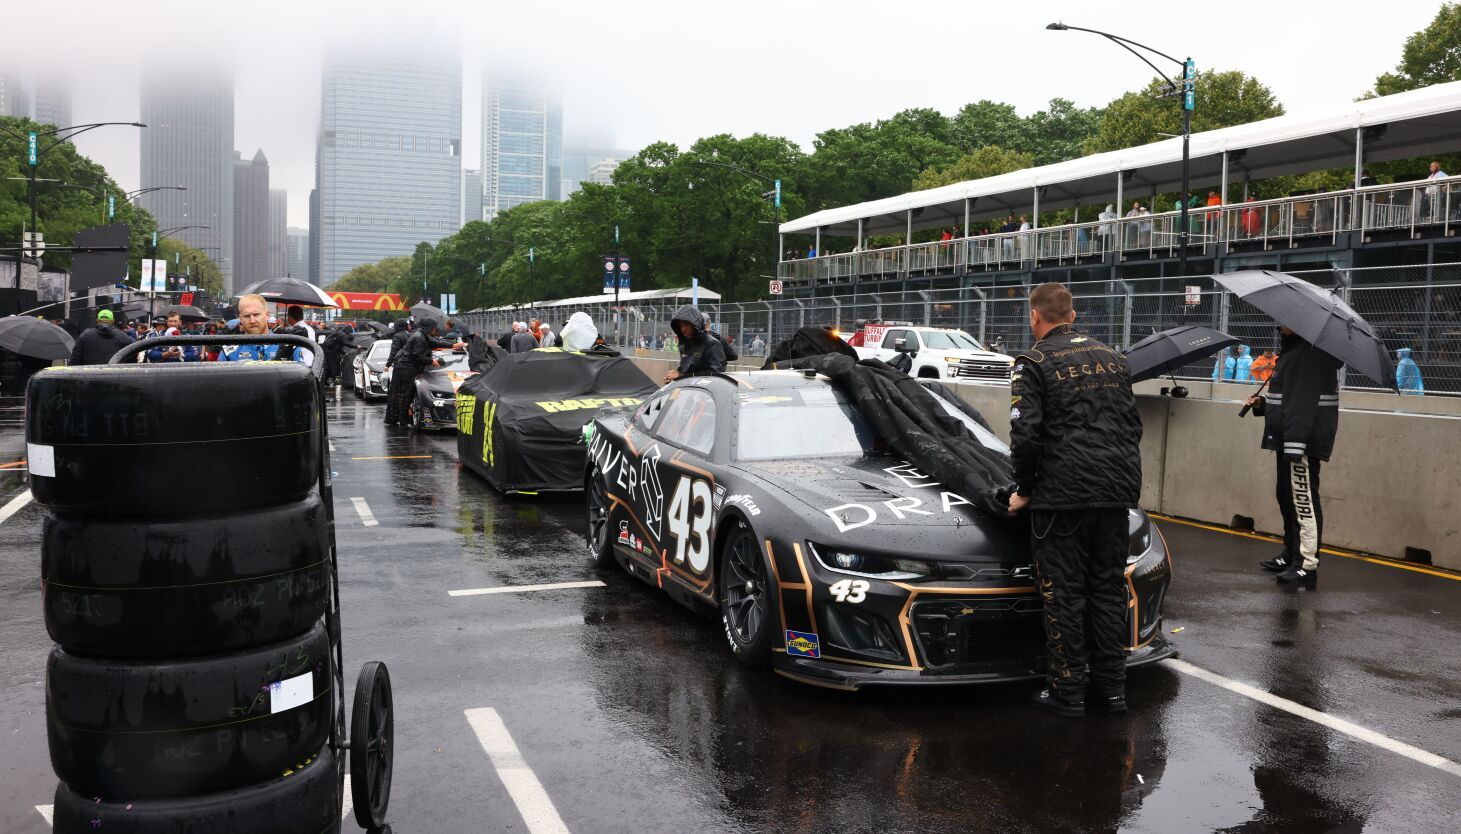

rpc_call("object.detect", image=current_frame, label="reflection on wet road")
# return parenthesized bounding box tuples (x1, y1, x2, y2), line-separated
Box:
(1, 393, 1457, 832)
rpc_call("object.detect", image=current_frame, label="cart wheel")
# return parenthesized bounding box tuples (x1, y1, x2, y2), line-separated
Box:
(351, 661, 393, 830)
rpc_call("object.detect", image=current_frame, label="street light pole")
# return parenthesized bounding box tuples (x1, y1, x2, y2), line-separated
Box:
(1046, 23, 1192, 278)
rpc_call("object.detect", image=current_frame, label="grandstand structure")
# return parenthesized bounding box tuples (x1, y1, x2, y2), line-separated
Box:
(777, 81, 1461, 292)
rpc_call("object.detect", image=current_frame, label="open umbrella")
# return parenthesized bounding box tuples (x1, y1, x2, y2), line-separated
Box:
(410, 301, 448, 324)
(237, 277, 338, 308)
(1214, 270, 1394, 386)
(0, 316, 76, 360)
(169, 304, 210, 322)
(1124, 325, 1239, 383)
(358, 320, 388, 334)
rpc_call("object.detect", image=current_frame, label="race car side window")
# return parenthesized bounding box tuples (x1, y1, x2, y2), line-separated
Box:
(653, 388, 717, 456)
(633, 393, 667, 432)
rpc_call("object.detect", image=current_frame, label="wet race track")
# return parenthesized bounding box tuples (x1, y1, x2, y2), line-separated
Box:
(2, 392, 1459, 833)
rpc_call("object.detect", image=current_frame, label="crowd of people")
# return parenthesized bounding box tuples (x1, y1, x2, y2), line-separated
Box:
(70, 295, 322, 366)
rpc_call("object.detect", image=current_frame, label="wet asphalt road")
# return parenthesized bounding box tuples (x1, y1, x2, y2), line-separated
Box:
(2, 392, 1459, 833)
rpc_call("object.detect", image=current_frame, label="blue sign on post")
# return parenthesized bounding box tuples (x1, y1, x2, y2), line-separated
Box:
(613, 225, 620, 245)
(603, 256, 616, 294)
(108, 195, 115, 220)
(617, 257, 630, 292)
(774, 179, 781, 209)
(27, 131, 38, 166)
(1183, 59, 1196, 111)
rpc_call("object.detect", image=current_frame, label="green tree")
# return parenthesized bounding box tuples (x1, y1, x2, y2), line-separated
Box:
(328, 256, 414, 295)
(913, 146, 1035, 190)
(1024, 98, 1104, 164)
(951, 100, 1026, 154)
(803, 108, 959, 209)
(1085, 70, 1284, 154)
(1372, 3, 1461, 95)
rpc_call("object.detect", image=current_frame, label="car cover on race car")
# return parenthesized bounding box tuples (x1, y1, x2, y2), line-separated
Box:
(791, 352, 1016, 517)
(761, 325, 858, 369)
(455, 347, 659, 492)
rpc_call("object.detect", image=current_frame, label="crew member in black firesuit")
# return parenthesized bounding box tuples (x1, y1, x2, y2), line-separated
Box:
(1243, 327, 1341, 589)
(70, 309, 134, 365)
(1007, 282, 1143, 718)
(386, 318, 412, 367)
(662, 304, 726, 384)
(384, 317, 442, 426)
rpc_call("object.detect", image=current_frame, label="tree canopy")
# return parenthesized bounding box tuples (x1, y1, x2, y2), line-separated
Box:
(1372, 3, 1461, 95)
(1084, 70, 1284, 154)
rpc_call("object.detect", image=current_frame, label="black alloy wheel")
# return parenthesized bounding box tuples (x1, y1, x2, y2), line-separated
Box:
(586, 472, 614, 567)
(720, 521, 773, 666)
(351, 661, 394, 830)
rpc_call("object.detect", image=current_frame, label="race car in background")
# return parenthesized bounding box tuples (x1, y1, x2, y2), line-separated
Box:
(584, 370, 1174, 690)
(352, 339, 392, 400)
(408, 349, 474, 431)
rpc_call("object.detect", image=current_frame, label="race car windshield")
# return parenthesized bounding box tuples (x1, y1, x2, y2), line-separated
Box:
(921, 330, 985, 351)
(736, 387, 879, 461)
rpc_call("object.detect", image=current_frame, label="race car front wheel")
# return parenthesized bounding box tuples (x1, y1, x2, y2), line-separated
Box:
(586, 472, 615, 568)
(720, 520, 773, 667)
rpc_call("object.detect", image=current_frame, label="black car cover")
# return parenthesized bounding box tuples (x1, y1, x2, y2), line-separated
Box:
(797, 353, 1015, 518)
(761, 326, 858, 369)
(455, 348, 659, 492)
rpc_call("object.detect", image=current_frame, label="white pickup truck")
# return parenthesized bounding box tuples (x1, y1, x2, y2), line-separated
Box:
(851, 323, 1014, 383)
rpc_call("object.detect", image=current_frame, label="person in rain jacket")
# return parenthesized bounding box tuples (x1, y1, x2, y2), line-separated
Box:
(560, 312, 599, 351)
(70, 309, 135, 365)
(663, 304, 726, 384)
(1396, 348, 1424, 394)
(1249, 348, 1277, 382)
(1211, 346, 1237, 381)
(1233, 345, 1254, 382)
(386, 318, 412, 367)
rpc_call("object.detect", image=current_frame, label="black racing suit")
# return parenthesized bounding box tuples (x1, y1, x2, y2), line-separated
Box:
(1250, 333, 1341, 571)
(1009, 323, 1143, 704)
(385, 330, 432, 425)
(671, 304, 726, 377)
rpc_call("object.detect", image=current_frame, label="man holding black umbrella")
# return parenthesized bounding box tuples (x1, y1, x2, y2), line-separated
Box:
(1244, 328, 1341, 588)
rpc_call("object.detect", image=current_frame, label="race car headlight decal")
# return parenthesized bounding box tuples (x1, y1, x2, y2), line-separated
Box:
(430, 389, 454, 399)
(808, 542, 936, 580)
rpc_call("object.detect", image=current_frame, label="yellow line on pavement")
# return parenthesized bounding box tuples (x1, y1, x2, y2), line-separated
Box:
(351, 455, 434, 460)
(1150, 513, 1460, 582)
(0, 460, 27, 469)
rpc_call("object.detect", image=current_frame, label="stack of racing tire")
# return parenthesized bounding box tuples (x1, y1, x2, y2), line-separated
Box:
(27, 347, 348, 832)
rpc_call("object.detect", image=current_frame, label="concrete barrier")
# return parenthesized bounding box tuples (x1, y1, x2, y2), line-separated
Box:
(621, 352, 1460, 569)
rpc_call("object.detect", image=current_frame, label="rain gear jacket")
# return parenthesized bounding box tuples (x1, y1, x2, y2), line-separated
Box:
(671, 305, 726, 377)
(1211, 348, 1237, 380)
(560, 312, 598, 351)
(509, 330, 538, 353)
(70, 324, 134, 366)
(1252, 332, 1341, 461)
(1395, 348, 1424, 394)
(1009, 323, 1143, 510)
(387, 320, 411, 366)
(397, 328, 435, 373)
(1234, 346, 1254, 382)
(1249, 352, 1276, 382)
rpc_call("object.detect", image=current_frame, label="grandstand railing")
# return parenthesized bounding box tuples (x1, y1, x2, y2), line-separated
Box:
(460, 262, 1461, 396)
(779, 178, 1461, 285)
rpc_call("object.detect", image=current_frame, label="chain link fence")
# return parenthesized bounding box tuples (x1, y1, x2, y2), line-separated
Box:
(460, 263, 1461, 395)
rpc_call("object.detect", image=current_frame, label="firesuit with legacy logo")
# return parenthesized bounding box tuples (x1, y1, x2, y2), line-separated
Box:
(1249, 330, 1341, 584)
(1009, 323, 1142, 706)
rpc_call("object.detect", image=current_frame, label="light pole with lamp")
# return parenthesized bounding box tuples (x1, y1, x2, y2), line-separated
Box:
(1046, 22, 1194, 278)
(145, 225, 209, 320)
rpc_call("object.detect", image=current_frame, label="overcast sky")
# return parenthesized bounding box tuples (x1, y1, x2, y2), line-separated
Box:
(14, 0, 1441, 228)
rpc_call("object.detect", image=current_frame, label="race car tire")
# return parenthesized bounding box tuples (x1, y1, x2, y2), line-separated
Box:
(585, 470, 615, 568)
(41, 494, 331, 658)
(26, 363, 321, 519)
(52, 744, 341, 833)
(719, 518, 774, 667)
(47, 621, 333, 799)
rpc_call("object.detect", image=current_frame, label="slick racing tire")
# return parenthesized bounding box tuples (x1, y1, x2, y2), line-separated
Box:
(47, 621, 333, 799)
(719, 518, 774, 667)
(586, 471, 615, 568)
(26, 363, 321, 518)
(52, 744, 341, 833)
(42, 494, 331, 658)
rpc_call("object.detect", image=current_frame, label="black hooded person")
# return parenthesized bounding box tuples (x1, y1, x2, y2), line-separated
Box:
(70, 309, 135, 366)
(663, 304, 726, 384)
(386, 318, 413, 367)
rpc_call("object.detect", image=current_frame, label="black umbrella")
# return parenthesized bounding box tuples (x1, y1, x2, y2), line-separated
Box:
(358, 320, 389, 333)
(1124, 325, 1239, 383)
(169, 304, 210, 322)
(1214, 270, 1394, 386)
(0, 315, 76, 360)
(236, 277, 338, 308)
(410, 301, 448, 324)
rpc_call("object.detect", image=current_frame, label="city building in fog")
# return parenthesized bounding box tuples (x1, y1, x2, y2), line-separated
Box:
(268, 188, 288, 278)
(233, 149, 271, 290)
(481, 77, 561, 219)
(463, 168, 482, 224)
(588, 158, 623, 186)
(308, 187, 320, 285)
(315, 53, 461, 286)
(139, 70, 234, 292)
(0, 73, 28, 118)
(287, 227, 310, 283)
(32, 78, 71, 129)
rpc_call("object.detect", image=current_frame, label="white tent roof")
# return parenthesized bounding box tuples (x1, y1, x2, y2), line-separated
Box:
(474, 285, 720, 313)
(782, 80, 1461, 235)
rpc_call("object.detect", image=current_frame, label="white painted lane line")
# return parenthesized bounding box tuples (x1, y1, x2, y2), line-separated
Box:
(35, 805, 52, 825)
(350, 496, 379, 527)
(449, 580, 606, 597)
(328, 439, 336, 452)
(0, 489, 32, 525)
(464, 707, 571, 834)
(1164, 658, 1461, 778)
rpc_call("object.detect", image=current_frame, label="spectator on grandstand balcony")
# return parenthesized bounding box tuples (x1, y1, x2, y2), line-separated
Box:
(1396, 348, 1424, 395)
(1098, 204, 1117, 249)
(1240, 196, 1262, 238)
(940, 228, 953, 242)
(1359, 168, 1377, 188)
(1424, 161, 1449, 222)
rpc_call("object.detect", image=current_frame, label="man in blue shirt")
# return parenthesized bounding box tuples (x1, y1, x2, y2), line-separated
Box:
(219, 294, 281, 361)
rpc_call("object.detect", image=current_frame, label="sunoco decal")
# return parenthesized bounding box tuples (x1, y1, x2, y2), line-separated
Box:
(785, 630, 821, 658)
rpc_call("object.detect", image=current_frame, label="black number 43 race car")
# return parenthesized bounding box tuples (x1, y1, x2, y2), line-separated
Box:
(584, 369, 1175, 691)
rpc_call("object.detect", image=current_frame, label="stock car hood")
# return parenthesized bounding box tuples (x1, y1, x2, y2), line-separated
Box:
(418, 366, 473, 392)
(733, 454, 1029, 561)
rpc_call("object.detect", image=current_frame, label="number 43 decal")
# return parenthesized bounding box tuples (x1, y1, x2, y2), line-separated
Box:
(667, 476, 712, 573)
(829, 579, 869, 603)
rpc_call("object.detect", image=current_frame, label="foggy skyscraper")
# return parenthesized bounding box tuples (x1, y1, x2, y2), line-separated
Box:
(32, 78, 71, 129)
(481, 77, 561, 220)
(233, 149, 271, 290)
(287, 227, 310, 284)
(139, 70, 235, 293)
(315, 53, 461, 286)
(463, 168, 482, 224)
(268, 188, 288, 278)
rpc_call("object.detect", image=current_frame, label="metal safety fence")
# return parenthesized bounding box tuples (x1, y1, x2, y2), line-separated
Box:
(459, 262, 1461, 395)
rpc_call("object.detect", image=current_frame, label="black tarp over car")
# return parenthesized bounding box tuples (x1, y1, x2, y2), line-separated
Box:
(455, 348, 659, 492)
